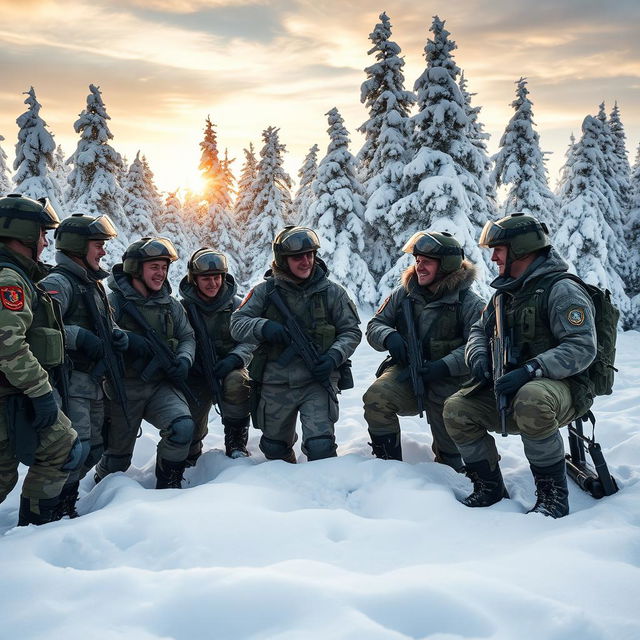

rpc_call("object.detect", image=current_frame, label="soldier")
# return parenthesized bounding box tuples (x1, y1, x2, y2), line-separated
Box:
(363, 231, 485, 470)
(230, 226, 362, 463)
(40, 213, 126, 517)
(94, 237, 197, 489)
(443, 213, 597, 518)
(0, 194, 80, 526)
(179, 248, 253, 463)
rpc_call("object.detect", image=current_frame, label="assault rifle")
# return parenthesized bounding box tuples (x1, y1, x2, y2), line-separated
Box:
(185, 303, 224, 420)
(490, 293, 514, 437)
(401, 297, 426, 418)
(565, 411, 618, 498)
(268, 288, 338, 404)
(120, 300, 197, 405)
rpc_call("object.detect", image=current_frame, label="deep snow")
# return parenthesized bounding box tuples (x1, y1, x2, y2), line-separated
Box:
(1, 323, 639, 640)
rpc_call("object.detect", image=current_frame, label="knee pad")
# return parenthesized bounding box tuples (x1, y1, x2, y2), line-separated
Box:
(303, 435, 337, 461)
(259, 436, 293, 461)
(61, 437, 84, 472)
(168, 416, 196, 445)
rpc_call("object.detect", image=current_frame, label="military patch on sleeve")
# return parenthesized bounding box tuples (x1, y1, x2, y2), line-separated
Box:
(376, 296, 390, 315)
(567, 306, 586, 326)
(238, 288, 254, 309)
(0, 285, 25, 311)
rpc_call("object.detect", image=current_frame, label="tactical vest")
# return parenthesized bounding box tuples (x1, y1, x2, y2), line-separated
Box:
(202, 306, 236, 358)
(0, 263, 65, 392)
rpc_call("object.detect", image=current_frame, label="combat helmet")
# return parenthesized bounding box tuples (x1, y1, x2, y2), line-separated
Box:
(54, 213, 118, 256)
(479, 213, 550, 260)
(122, 237, 178, 276)
(187, 248, 228, 284)
(0, 193, 60, 251)
(402, 230, 465, 274)
(272, 226, 320, 270)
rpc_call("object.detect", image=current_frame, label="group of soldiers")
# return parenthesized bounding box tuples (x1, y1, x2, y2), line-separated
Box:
(0, 192, 599, 527)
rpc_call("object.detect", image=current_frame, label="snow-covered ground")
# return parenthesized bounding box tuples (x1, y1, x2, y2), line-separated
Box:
(2, 324, 639, 640)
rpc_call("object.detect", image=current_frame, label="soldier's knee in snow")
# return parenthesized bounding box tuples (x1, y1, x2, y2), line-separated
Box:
(259, 436, 293, 461)
(303, 435, 337, 461)
(61, 437, 84, 472)
(168, 416, 196, 445)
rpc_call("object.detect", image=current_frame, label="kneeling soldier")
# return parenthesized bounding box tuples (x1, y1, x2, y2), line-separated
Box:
(94, 238, 197, 489)
(0, 194, 79, 526)
(180, 249, 253, 462)
(364, 231, 484, 470)
(443, 213, 597, 518)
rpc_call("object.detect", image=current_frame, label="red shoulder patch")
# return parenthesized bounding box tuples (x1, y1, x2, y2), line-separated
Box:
(238, 288, 254, 309)
(376, 296, 390, 315)
(0, 286, 25, 311)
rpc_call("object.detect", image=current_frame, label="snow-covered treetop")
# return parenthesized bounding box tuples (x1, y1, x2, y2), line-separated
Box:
(198, 116, 228, 207)
(234, 143, 258, 228)
(459, 71, 489, 152)
(293, 143, 319, 226)
(0, 134, 11, 194)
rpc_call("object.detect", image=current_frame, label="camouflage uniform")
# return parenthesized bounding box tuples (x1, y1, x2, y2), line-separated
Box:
(0, 242, 77, 522)
(230, 260, 361, 462)
(179, 272, 253, 463)
(94, 263, 196, 482)
(364, 260, 484, 469)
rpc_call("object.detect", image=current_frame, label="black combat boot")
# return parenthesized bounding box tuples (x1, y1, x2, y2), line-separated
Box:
(155, 458, 187, 489)
(18, 496, 64, 526)
(462, 460, 509, 507)
(223, 417, 250, 459)
(528, 460, 570, 518)
(58, 481, 80, 519)
(369, 432, 402, 461)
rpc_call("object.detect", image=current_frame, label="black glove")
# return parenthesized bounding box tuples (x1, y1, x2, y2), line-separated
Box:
(419, 359, 450, 383)
(167, 357, 190, 384)
(262, 320, 290, 345)
(469, 355, 491, 383)
(311, 351, 339, 382)
(495, 367, 532, 396)
(127, 333, 152, 359)
(213, 354, 243, 379)
(76, 327, 104, 361)
(385, 331, 408, 365)
(31, 391, 59, 431)
(111, 329, 129, 352)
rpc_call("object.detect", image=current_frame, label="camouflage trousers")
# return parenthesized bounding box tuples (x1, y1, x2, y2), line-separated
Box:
(363, 364, 462, 465)
(187, 368, 252, 460)
(443, 379, 577, 468)
(95, 378, 193, 479)
(0, 395, 77, 505)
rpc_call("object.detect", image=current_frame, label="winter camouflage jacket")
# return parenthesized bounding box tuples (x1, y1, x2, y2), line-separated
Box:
(230, 260, 362, 387)
(367, 260, 485, 378)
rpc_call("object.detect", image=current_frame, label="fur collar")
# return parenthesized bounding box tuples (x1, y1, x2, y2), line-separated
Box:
(401, 259, 477, 298)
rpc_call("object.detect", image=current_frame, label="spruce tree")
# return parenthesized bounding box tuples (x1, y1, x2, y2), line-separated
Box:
(555, 133, 576, 197)
(0, 134, 11, 194)
(492, 78, 558, 228)
(608, 102, 632, 213)
(234, 143, 258, 232)
(624, 143, 640, 298)
(51, 145, 69, 214)
(199, 116, 228, 210)
(158, 191, 190, 291)
(121, 152, 160, 237)
(293, 143, 319, 226)
(13, 87, 63, 213)
(307, 108, 377, 308)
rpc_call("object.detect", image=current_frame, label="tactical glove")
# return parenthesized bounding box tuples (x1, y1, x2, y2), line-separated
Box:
(213, 354, 243, 379)
(111, 328, 129, 352)
(385, 331, 408, 365)
(495, 366, 532, 396)
(469, 355, 491, 383)
(262, 320, 290, 345)
(167, 357, 190, 384)
(76, 328, 104, 361)
(127, 333, 152, 359)
(311, 351, 340, 382)
(419, 359, 450, 383)
(31, 391, 59, 431)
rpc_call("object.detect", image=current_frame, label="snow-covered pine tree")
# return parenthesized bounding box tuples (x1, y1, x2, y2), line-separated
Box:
(307, 108, 377, 309)
(292, 143, 319, 226)
(50, 145, 70, 215)
(13, 87, 64, 214)
(182, 189, 209, 245)
(0, 134, 11, 194)
(624, 143, 640, 299)
(608, 101, 632, 214)
(158, 191, 191, 291)
(66, 84, 128, 254)
(199, 116, 228, 211)
(121, 152, 161, 237)
(380, 16, 489, 299)
(234, 143, 258, 234)
(555, 132, 576, 197)
(554, 114, 630, 322)
(244, 127, 292, 286)
(492, 77, 558, 228)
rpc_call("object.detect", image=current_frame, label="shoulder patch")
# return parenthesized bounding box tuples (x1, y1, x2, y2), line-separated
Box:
(567, 306, 586, 326)
(0, 285, 25, 311)
(376, 296, 390, 315)
(238, 288, 254, 309)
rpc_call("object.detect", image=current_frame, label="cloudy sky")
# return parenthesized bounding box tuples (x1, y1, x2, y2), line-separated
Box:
(1, 0, 639, 194)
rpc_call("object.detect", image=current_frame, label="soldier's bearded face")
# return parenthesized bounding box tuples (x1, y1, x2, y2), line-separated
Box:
(196, 273, 223, 299)
(86, 240, 106, 270)
(415, 255, 439, 286)
(141, 260, 168, 291)
(491, 246, 508, 275)
(36, 229, 48, 259)
(287, 251, 314, 279)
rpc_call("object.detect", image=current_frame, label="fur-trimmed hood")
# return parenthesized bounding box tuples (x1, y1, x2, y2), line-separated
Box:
(401, 259, 477, 298)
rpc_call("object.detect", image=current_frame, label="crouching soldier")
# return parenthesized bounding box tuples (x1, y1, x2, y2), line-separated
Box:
(0, 194, 80, 526)
(230, 226, 361, 463)
(443, 213, 597, 518)
(41, 213, 126, 517)
(180, 249, 253, 462)
(94, 238, 197, 489)
(364, 231, 484, 470)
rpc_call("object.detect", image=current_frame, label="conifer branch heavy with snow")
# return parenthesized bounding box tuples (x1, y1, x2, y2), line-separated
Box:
(234, 143, 258, 234)
(121, 152, 162, 237)
(0, 135, 11, 194)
